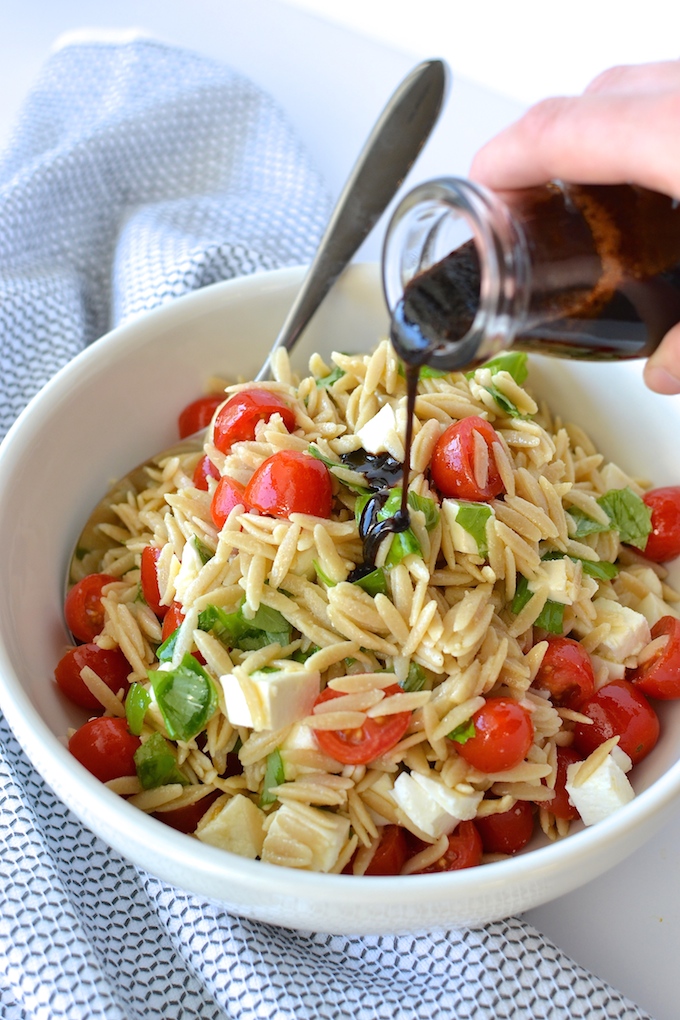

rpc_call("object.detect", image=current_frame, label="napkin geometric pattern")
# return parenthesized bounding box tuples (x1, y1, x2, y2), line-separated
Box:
(0, 35, 653, 1020)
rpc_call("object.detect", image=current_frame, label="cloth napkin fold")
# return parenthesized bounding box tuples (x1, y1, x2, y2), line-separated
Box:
(0, 33, 653, 1020)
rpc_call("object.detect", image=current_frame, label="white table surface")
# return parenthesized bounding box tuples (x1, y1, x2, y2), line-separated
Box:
(1, 4, 678, 1019)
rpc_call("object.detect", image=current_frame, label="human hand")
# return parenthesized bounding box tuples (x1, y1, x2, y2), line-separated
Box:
(470, 61, 680, 395)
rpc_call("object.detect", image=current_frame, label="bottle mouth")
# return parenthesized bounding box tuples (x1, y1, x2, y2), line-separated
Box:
(381, 177, 528, 372)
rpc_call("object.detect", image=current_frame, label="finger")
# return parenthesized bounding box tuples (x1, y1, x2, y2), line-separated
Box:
(585, 60, 680, 97)
(644, 323, 680, 395)
(470, 90, 680, 198)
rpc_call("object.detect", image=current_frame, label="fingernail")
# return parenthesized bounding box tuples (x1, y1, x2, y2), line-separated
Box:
(644, 364, 680, 395)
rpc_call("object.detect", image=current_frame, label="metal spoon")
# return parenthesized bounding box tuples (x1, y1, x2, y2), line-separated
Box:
(69, 58, 449, 583)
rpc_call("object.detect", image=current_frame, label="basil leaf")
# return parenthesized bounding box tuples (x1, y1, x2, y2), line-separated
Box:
(291, 644, 321, 664)
(567, 508, 611, 538)
(148, 653, 218, 742)
(401, 661, 427, 692)
(317, 366, 345, 388)
(407, 491, 439, 531)
(511, 575, 532, 615)
(191, 534, 214, 565)
(397, 362, 448, 379)
(134, 731, 189, 790)
(448, 719, 476, 744)
(353, 567, 387, 596)
(198, 600, 292, 651)
(377, 488, 423, 567)
(125, 682, 151, 736)
(511, 575, 564, 634)
(542, 550, 619, 581)
(308, 445, 340, 469)
(467, 351, 529, 384)
(484, 384, 523, 418)
(157, 626, 180, 663)
(260, 748, 285, 806)
(453, 500, 493, 556)
(313, 560, 337, 587)
(598, 487, 652, 550)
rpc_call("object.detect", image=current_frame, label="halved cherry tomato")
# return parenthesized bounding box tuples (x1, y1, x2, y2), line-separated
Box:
(68, 716, 140, 782)
(64, 573, 118, 643)
(641, 486, 680, 563)
(161, 601, 185, 643)
(412, 821, 483, 873)
(475, 800, 535, 855)
(212, 389, 296, 454)
(532, 636, 595, 709)
(140, 545, 167, 618)
(430, 415, 505, 501)
(244, 450, 333, 519)
(154, 790, 221, 834)
(547, 746, 582, 821)
(193, 454, 220, 491)
(178, 394, 225, 439)
(455, 697, 534, 773)
(364, 824, 409, 876)
(572, 679, 660, 766)
(55, 643, 131, 711)
(210, 474, 249, 528)
(311, 684, 411, 765)
(629, 615, 680, 700)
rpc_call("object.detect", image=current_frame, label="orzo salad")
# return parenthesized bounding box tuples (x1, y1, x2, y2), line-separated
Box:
(58, 341, 680, 875)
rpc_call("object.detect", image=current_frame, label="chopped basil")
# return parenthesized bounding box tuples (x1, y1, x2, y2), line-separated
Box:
(291, 644, 321, 664)
(597, 487, 652, 550)
(407, 491, 439, 531)
(191, 534, 214, 565)
(483, 384, 524, 418)
(157, 626, 180, 663)
(316, 366, 345, 388)
(467, 351, 529, 385)
(401, 661, 427, 692)
(567, 508, 610, 538)
(453, 500, 493, 556)
(148, 653, 218, 742)
(542, 550, 619, 581)
(309, 444, 370, 495)
(125, 682, 151, 736)
(397, 362, 448, 379)
(313, 561, 337, 588)
(448, 719, 476, 744)
(198, 600, 292, 651)
(260, 748, 285, 806)
(511, 575, 565, 634)
(353, 567, 387, 597)
(134, 731, 189, 790)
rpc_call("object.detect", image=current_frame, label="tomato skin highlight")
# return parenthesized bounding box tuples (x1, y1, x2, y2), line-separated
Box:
(642, 486, 680, 562)
(311, 684, 411, 765)
(475, 800, 535, 855)
(68, 716, 140, 782)
(533, 636, 595, 709)
(430, 416, 505, 501)
(210, 475, 249, 528)
(413, 821, 483, 873)
(548, 746, 582, 820)
(245, 450, 333, 519)
(212, 389, 296, 454)
(178, 394, 225, 440)
(64, 573, 118, 643)
(455, 697, 534, 773)
(55, 643, 131, 711)
(364, 824, 409, 876)
(193, 454, 219, 491)
(154, 790, 221, 834)
(629, 615, 680, 700)
(140, 545, 167, 618)
(572, 679, 660, 766)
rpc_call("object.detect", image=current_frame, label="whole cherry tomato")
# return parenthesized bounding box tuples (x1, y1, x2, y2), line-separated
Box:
(210, 475, 249, 528)
(475, 800, 535, 855)
(178, 394, 225, 439)
(55, 643, 131, 711)
(547, 746, 582, 821)
(641, 486, 680, 562)
(364, 825, 409, 876)
(412, 821, 483, 873)
(154, 790, 221, 834)
(68, 716, 140, 783)
(193, 454, 220, 491)
(532, 636, 595, 709)
(430, 415, 505, 501)
(213, 389, 296, 454)
(629, 615, 680, 700)
(64, 573, 118, 643)
(140, 545, 167, 618)
(311, 684, 411, 765)
(572, 679, 660, 766)
(244, 450, 333, 519)
(455, 697, 534, 773)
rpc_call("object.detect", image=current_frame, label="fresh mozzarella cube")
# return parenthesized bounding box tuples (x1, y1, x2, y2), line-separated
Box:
(280, 722, 319, 752)
(196, 793, 265, 858)
(590, 653, 626, 689)
(411, 771, 483, 821)
(355, 402, 398, 454)
(591, 597, 651, 661)
(610, 745, 632, 773)
(261, 802, 349, 872)
(565, 752, 634, 826)
(221, 667, 320, 732)
(442, 499, 494, 556)
(528, 558, 582, 605)
(392, 771, 482, 838)
(363, 772, 397, 826)
(636, 591, 679, 628)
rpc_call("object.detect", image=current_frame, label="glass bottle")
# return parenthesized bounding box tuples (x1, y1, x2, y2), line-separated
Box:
(382, 177, 680, 373)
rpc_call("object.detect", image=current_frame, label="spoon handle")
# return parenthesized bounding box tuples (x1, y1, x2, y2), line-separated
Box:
(255, 58, 449, 381)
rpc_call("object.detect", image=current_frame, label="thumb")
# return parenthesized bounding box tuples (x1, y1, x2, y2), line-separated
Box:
(643, 322, 680, 394)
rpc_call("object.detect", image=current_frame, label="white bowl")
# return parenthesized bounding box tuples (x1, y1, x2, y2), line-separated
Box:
(1, 263, 679, 934)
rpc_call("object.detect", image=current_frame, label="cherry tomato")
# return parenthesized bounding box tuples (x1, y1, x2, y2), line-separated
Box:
(629, 615, 680, 700)
(193, 454, 220, 491)
(475, 800, 535, 855)
(55, 643, 131, 711)
(140, 545, 167, 618)
(64, 573, 118, 643)
(572, 679, 660, 766)
(154, 790, 221, 834)
(178, 394, 225, 440)
(430, 415, 505, 501)
(161, 601, 185, 643)
(412, 821, 483, 873)
(547, 746, 582, 821)
(68, 716, 140, 782)
(455, 697, 534, 773)
(311, 684, 411, 765)
(532, 636, 595, 709)
(641, 486, 680, 563)
(212, 389, 296, 454)
(210, 474, 249, 528)
(244, 450, 333, 519)
(364, 825, 409, 876)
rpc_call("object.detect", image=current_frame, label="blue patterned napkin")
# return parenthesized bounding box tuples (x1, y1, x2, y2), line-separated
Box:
(0, 33, 652, 1020)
